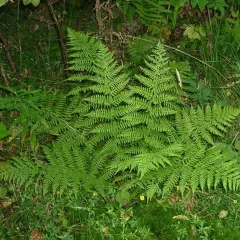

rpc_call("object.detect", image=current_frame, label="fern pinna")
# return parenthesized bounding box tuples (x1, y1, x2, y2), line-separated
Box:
(1, 29, 240, 200)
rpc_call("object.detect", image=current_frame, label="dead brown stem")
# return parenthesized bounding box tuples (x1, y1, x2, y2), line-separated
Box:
(47, 0, 69, 77)
(0, 32, 20, 80)
(0, 65, 10, 87)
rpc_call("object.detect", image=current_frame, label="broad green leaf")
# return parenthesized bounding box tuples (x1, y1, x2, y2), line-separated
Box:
(202, 88, 211, 100)
(31, 0, 40, 7)
(230, 8, 239, 18)
(198, 81, 205, 90)
(191, 0, 199, 8)
(208, 0, 227, 16)
(223, 149, 238, 159)
(62, 218, 69, 228)
(0, 0, 6, 7)
(184, 25, 201, 40)
(0, 187, 7, 199)
(235, 140, 240, 151)
(198, 26, 206, 37)
(198, 0, 208, 11)
(116, 191, 130, 204)
(128, 5, 136, 23)
(0, 123, 8, 139)
(22, 0, 31, 5)
(184, 25, 206, 41)
(30, 133, 37, 152)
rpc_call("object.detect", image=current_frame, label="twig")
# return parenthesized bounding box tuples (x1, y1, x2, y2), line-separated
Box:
(47, 0, 69, 77)
(95, 0, 103, 37)
(0, 32, 20, 79)
(0, 65, 10, 87)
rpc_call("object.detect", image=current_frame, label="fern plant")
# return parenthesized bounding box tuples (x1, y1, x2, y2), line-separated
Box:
(0, 142, 112, 196)
(1, 29, 240, 200)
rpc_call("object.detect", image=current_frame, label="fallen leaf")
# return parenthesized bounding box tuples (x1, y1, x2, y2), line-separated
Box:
(30, 230, 42, 240)
(1, 200, 12, 208)
(168, 194, 180, 205)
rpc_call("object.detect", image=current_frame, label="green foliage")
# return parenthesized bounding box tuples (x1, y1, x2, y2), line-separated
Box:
(0, 0, 5, 7)
(67, 29, 132, 151)
(0, 157, 39, 187)
(128, 35, 157, 65)
(190, 0, 228, 13)
(0, 141, 112, 196)
(0, 186, 7, 199)
(0, 0, 41, 7)
(175, 105, 239, 145)
(0, 86, 52, 141)
(114, 103, 240, 199)
(0, 123, 8, 139)
(170, 61, 212, 105)
(1, 29, 240, 201)
(117, 0, 176, 32)
(2, 185, 240, 239)
(189, 16, 240, 106)
(183, 24, 206, 41)
(0, 188, 154, 239)
(0, 86, 77, 143)
(117, 0, 231, 34)
(41, 142, 112, 195)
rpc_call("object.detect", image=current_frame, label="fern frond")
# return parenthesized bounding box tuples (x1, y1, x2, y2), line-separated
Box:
(114, 144, 182, 178)
(175, 104, 240, 145)
(0, 157, 39, 187)
(67, 29, 100, 73)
